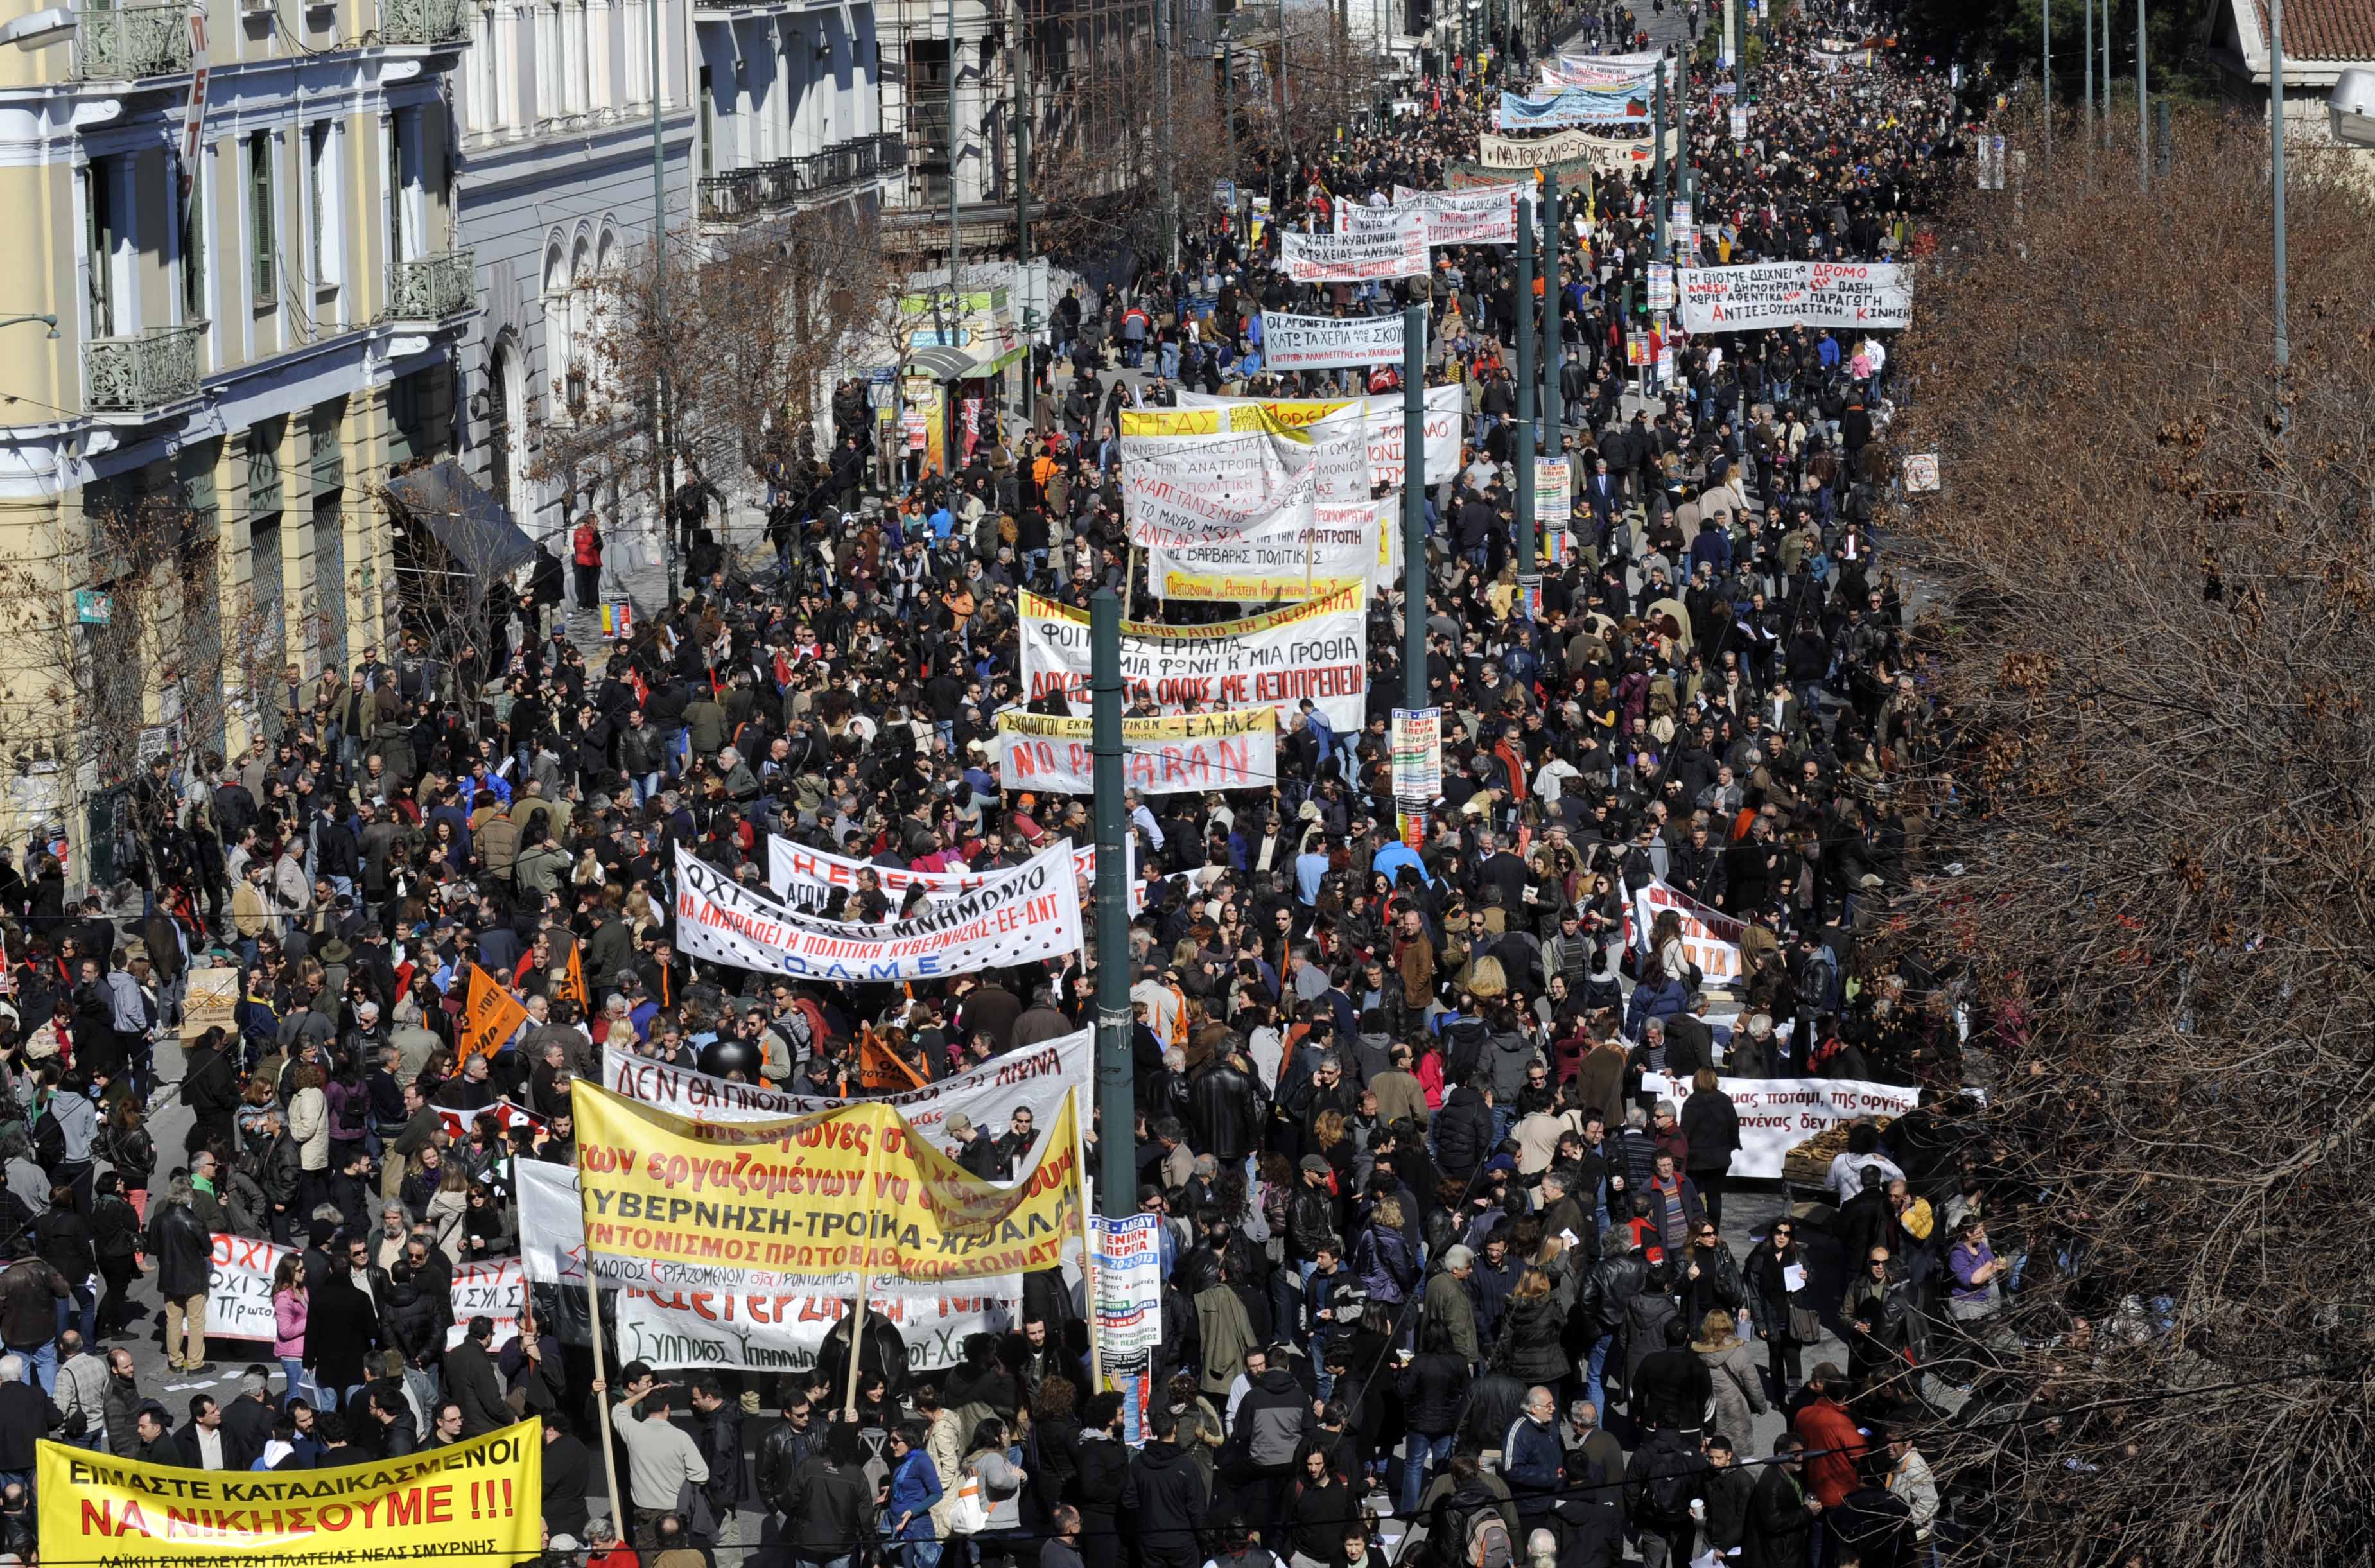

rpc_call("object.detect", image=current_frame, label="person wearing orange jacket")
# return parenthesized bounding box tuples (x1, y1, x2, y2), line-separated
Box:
(569, 516, 603, 611)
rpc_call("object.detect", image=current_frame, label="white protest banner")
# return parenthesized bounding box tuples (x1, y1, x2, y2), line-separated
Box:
(446, 1256, 526, 1348)
(1018, 584, 1367, 732)
(1118, 422, 1314, 512)
(1535, 457, 1572, 525)
(204, 1232, 298, 1343)
(1542, 55, 1660, 89)
(1642, 1072, 1922, 1179)
(767, 834, 1097, 909)
(1476, 127, 1676, 171)
(614, 1287, 1013, 1373)
(674, 840, 1084, 981)
(996, 708, 1278, 795)
(1090, 1212, 1165, 1368)
(1124, 466, 1318, 550)
(1499, 86, 1652, 129)
(1389, 184, 1521, 247)
(1279, 210, 1427, 281)
(1626, 876, 1746, 986)
(1677, 261, 1913, 333)
(1261, 312, 1407, 372)
(1147, 491, 1379, 600)
(1178, 385, 1461, 489)
(518, 1158, 586, 1287)
(1390, 708, 1443, 800)
(605, 1027, 1092, 1165)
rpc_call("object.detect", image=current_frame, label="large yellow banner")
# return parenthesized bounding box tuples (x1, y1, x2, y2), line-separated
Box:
(573, 1080, 1084, 1295)
(40, 1418, 541, 1564)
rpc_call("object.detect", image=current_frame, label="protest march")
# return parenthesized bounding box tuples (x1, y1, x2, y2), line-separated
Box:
(0, 3, 2046, 1567)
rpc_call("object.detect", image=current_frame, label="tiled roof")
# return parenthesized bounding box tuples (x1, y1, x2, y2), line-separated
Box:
(2249, 0, 2375, 63)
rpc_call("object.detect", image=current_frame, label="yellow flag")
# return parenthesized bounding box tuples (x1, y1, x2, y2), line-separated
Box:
(459, 963, 529, 1063)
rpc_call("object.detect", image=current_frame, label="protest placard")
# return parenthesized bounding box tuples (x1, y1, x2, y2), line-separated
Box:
(674, 841, 1084, 981)
(1018, 585, 1368, 731)
(1278, 210, 1428, 281)
(203, 1232, 297, 1343)
(1499, 85, 1653, 129)
(41, 1420, 544, 1566)
(571, 1081, 1084, 1294)
(1260, 312, 1408, 371)
(996, 708, 1278, 795)
(1641, 1073, 1922, 1178)
(1677, 260, 1913, 331)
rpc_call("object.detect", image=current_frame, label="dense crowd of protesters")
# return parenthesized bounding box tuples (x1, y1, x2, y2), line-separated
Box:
(0, 4, 2024, 1568)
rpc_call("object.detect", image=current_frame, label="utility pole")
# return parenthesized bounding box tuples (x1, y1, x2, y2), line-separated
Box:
(2082, 0, 2091, 170)
(1088, 588, 1135, 1224)
(1652, 65, 1667, 257)
(1400, 303, 1427, 714)
(1224, 39, 1237, 188)
(2101, 0, 2110, 151)
(1159, 0, 1176, 272)
(1014, 3, 1032, 421)
(2136, 0, 2146, 189)
(1515, 194, 1536, 582)
(2042, 0, 2051, 169)
(1540, 171, 1561, 440)
(650, 0, 675, 605)
(2272, 0, 2288, 376)
(948, 0, 963, 318)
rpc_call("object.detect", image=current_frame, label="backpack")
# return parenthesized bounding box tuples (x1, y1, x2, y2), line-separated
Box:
(1637, 1440, 1698, 1525)
(1465, 1508, 1513, 1568)
(1441, 1016, 1490, 1083)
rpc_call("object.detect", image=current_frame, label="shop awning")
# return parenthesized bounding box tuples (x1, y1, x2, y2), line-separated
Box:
(903, 345, 980, 380)
(387, 460, 537, 580)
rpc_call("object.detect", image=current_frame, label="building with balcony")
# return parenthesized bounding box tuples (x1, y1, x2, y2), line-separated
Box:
(448, 0, 889, 552)
(0, 0, 480, 889)
(876, 0, 1157, 261)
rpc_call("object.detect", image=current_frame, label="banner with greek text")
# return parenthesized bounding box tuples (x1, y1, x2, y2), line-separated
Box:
(204, 1232, 298, 1343)
(1124, 466, 1318, 550)
(614, 1288, 1014, 1373)
(1260, 312, 1408, 371)
(1677, 261, 1913, 332)
(1090, 1212, 1165, 1370)
(1148, 497, 1388, 602)
(1641, 1073, 1922, 1179)
(1475, 127, 1677, 171)
(1535, 457, 1572, 525)
(1278, 211, 1429, 281)
(40, 1418, 543, 1567)
(1625, 876, 1746, 986)
(1118, 423, 1315, 511)
(1391, 184, 1522, 247)
(1499, 86, 1653, 129)
(445, 1257, 526, 1348)
(607, 1028, 1090, 1164)
(571, 1079, 1084, 1294)
(674, 841, 1084, 980)
(1176, 384, 1463, 489)
(1018, 585, 1367, 732)
(764, 834, 1090, 909)
(1390, 708, 1443, 800)
(995, 708, 1278, 796)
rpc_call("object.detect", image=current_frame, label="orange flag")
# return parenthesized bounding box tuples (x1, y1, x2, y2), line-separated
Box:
(552, 942, 589, 1010)
(459, 963, 530, 1063)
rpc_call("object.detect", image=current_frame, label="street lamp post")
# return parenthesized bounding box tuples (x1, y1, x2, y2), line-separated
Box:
(2272, 0, 2288, 376)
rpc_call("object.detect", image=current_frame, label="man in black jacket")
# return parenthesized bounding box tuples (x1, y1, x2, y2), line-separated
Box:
(540, 1414, 592, 1540)
(442, 1316, 512, 1438)
(754, 1389, 817, 1520)
(220, 1369, 279, 1459)
(1118, 1408, 1210, 1568)
(182, 1029, 241, 1157)
(1743, 1436, 1820, 1568)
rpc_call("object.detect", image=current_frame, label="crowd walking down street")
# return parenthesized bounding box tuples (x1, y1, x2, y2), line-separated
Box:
(0, 4, 2022, 1568)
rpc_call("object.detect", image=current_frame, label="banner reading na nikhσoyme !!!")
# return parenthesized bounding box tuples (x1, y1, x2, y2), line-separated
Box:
(42, 1418, 543, 1566)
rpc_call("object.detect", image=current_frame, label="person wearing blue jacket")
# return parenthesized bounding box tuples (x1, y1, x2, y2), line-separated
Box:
(887, 1418, 945, 1568)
